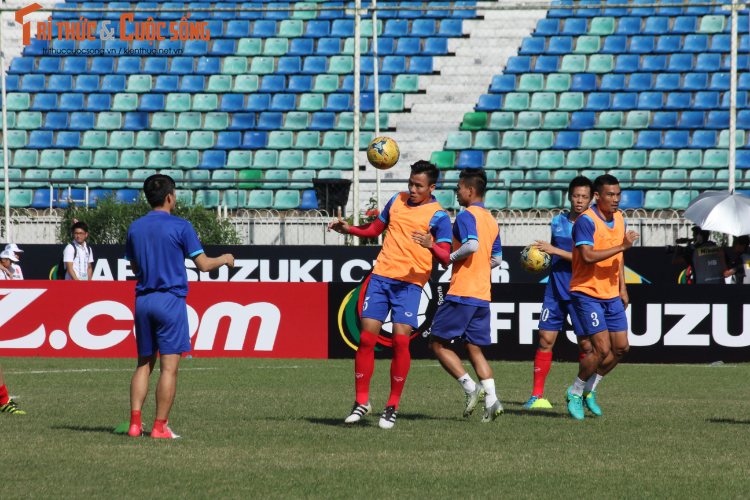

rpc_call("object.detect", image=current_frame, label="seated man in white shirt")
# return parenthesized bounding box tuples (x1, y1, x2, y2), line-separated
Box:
(4, 244, 24, 280)
(0, 250, 18, 280)
(63, 222, 94, 281)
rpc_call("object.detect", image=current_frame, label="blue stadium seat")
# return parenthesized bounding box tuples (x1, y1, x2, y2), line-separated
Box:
(79, 39, 102, 52)
(153, 76, 179, 93)
(309, 112, 336, 131)
(302, 56, 328, 74)
(619, 190, 644, 209)
(706, 110, 730, 129)
(228, 113, 256, 130)
(600, 36, 627, 54)
(490, 75, 516, 93)
(115, 189, 139, 204)
(340, 75, 365, 93)
(143, 57, 168, 74)
(654, 73, 680, 91)
(738, 110, 750, 129)
(437, 19, 463, 37)
(35, 57, 61, 74)
(412, 19, 436, 37)
(104, 40, 128, 54)
(643, 16, 669, 35)
(200, 150, 227, 169)
(28, 131, 54, 149)
(289, 38, 314, 56)
(366, 75, 392, 93)
(138, 94, 165, 112)
(305, 21, 331, 38)
(687, 0, 712, 15)
(169, 57, 194, 75)
(616, 17, 642, 35)
(628, 73, 653, 92)
(299, 190, 318, 210)
(682, 73, 708, 91)
(654, 35, 682, 53)
(360, 93, 376, 112)
(722, 90, 748, 109)
(584, 92, 612, 111)
(599, 74, 626, 91)
(270, 94, 296, 112)
(613, 55, 639, 73)
(101, 75, 126, 93)
(423, 37, 449, 55)
(629, 36, 655, 54)
(49, 75, 74, 93)
(54, 131, 81, 148)
(677, 111, 705, 128)
(115, 57, 141, 75)
(68, 113, 93, 132)
(59, 189, 86, 209)
(475, 94, 502, 111)
(722, 55, 750, 71)
(553, 131, 581, 149)
(288, 75, 313, 93)
(520, 37, 545, 55)
(30, 188, 58, 209)
(241, 131, 268, 149)
(318, 2, 345, 20)
(251, 20, 276, 38)
(453, 0, 478, 19)
(180, 75, 205, 92)
(382, 55, 407, 74)
(23, 38, 49, 57)
(710, 34, 731, 52)
(277, 57, 301, 75)
(122, 112, 148, 131)
(634, 130, 662, 148)
(457, 150, 484, 168)
(215, 132, 241, 149)
(651, 111, 678, 129)
(534, 19, 560, 36)
(682, 34, 709, 53)
(63, 57, 89, 74)
(694, 91, 720, 110)
(663, 130, 690, 149)
(264, 1, 289, 20)
(690, 130, 717, 149)
(4, 75, 18, 92)
(85, 94, 112, 112)
(667, 54, 694, 72)
(30, 94, 58, 111)
(571, 73, 596, 92)
(695, 53, 721, 72)
(561, 18, 587, 36)
(407, 57, 433, 74)
(42, 112, 68, 130)
(569, 111, 595, 130)
(52, 40, 75, 53)
(245, 94, 270, 112)
(59, 93, 84, 112)
(259, 75, 286, 94)
(575, 0, 600, 17)
(196, 57, 221, 75)
(611, 92, 637, 110)
(183, 40, 208, 56)
(549, 0, 574, 18)
(324, 94, 351, 112)
(630, 0, 655, 16)
(256, 112, 284, 130)
(505, 56, 532, 73)
(317, 38, 341, 56)
(738, 151, 750, 168)
(671, 16, 698, 34)
(533, 56, 559, 73)
(664, 92, 692, 109)
(331, 19, 355, 37)
(21, 75, 45, 92)
(225, 20, 251, 38)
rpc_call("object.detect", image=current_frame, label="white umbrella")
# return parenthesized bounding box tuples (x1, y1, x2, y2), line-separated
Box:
(683, 190, 750, 237)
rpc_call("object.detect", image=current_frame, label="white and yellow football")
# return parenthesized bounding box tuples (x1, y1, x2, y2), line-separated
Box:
(367, 136, 400, 170)
(520, 245, 551, 274)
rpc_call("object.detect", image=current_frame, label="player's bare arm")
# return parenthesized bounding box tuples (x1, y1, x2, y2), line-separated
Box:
(193, 252, 235, 272)
(534, 239, 572, 262)
(577, 230, 640, 265)
(619, 257, 629, 310)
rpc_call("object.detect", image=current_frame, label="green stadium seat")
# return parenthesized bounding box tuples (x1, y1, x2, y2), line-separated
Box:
(278, 150, 305, 169)
(313, 75, 339, 93)
(253, 150, 279, 169)
(163, 131, 189, 149)
(593, 150, 619, 168)
(40, 149, 65, 169)
(112, 93, 138, 112)
(363, 112, 389, 131)
(245, 189, 274, 209)
(608, 169, 633, 188)
(237, 39, 262, 56)
(581, 130, 607, 149)
(9, 189, 33, 207)
(487, 112, 515, 130)
(272, 189, 301, 210)
(608, 130, 635, 149)
(15, 112, 42, 130)
(430, 151, 455, 169)
(282, 112, 310, 131)
(393, 75, 419, 93)
(239, 170, 263, 189)
(204, 112, 229, 131)
(12, 150, 38, 169)
(290, 169, 315, 189)
(292, 2, 318, 20)
(538, 150, 565, 169)
(703, 149, 729, 168)
(263, 169, 289, 188)
(90, 150, 116, 170)
(671, 189, 699, 209)
(460, 112, 488, 131)
(331, 150, 354, 169)
(545, 74, 572, 92)
(227, 151, 253, 169)
(697, 15, 725, 33)
(4, 112, 16, 129)
(21, 169, 49, 188)
(690, 169, 716, 189)
(347, 131, 373, 150)
(102, 169, 130, 189)
(177, 151, 200, 169)
(120, 150, 147, 169)
(633, 169, 660, 189)
(328, 56, 354, 75)
(648, 150, 675, 168)
(318, 170, 343, 180)
(129, 169, 156, 189)
(525, 170, 551, 189)
(95, 112, 122, 131)
(445, 131, 472, 150)
(186, 169, 210, 189)
(566, 150, 592, 168)
(342, 37, 369, 55)
(553, 169, 578, 183)
(511, 150, 537, 169)
(267, 131, 294, 150)
(334, 112, 354, 131)
(560, 55, 587, 73)
(278, 20, 304, 38)
(624, 111, 650, 130)
(263, 38, 289, 56)
(195, 189, 221, 208)
(516, 112, 542, 130)
(380, 93, 404, 112)
(660, 169, 688, 189)
(518, 74, 544, 92)
(498, 170, 524, 188)
(222, 189, 247, 209)
(580, 169, 606, 180)
(596, 111, 623, 129)
(151, 112, 177, 131)
(210, 169, 237, 188)
(176, 112, 202, 131)
(299, 94, 325, 112)
(147, 151, 173, 169)
(7, 93, 30, 111)
(574, 36, 601, 54)
(509, 190, 535, 209)
(715, 169, 743, 189)
(527, 131, 554, 149)
(135, 131, 161, 149)
(0, 169, 21, 189)
(542, 112, 569, 130)
(433, 189, 457, 210)
(501, 131, 527, 149)
(127, 75, 152, 93)
(176, 189, 194, 206)
(159, 169, 184, 181)
(718, 130, 745, 148)
(50, 169, 75, 188)
(193, 94, 219, 112)
(503, 92, 530, 111)
(188, 131, 214, 149)
(620, 149, 647, 169)
(484, 151, 510, 170)
(473, 131, 500, 150)
(643, 190, 672, 210)
(589, 17, 615, 36)
(107, 131, 134, 150)
(76, 168, 103, 188)
(530, 92, 556, 111)
(233, 75, 259, 92)
(536, 190, 563, 209)
(587, 54, 614, 73)
(306, 150, 332, 170)
(3, 131, 27, 149)
(484, 190, 508, 209)
(558, 92, 584, 111)
(206, 75, 233, 93)
(166, 94, 192, 112)
(249, 57, 275, 75)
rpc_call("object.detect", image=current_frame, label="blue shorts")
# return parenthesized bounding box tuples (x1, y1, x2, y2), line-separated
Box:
(430, 300, 491, 346)
(134, 292, 191, 356)
(571, 291, 628, 336)
(538, 293, 584, 335)
(361, 275, 422, 328)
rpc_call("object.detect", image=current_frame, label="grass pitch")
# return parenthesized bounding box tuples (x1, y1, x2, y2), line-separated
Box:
(1, 357, 749, 499)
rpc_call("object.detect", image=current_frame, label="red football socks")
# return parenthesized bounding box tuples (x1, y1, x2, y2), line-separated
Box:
(130, 410, 142, 428)
(354, 330, 378, 405)
(386, 335, 411, 409)
(0, 384, 8, 406)
(532, 350, 553, 397)
(153, 419, 168, 433)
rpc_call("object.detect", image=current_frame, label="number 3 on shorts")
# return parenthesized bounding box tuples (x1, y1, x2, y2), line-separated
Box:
(590, 312, 599, 327)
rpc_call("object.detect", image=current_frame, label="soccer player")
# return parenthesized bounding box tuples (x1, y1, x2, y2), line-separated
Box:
(566, 175, 639, 419)
(328, 160, 452, 429)
(523, 177, 593, 410)
(125, 175, 234, 438)
(425, 168, 505, 423)
(0, 363, 25, 414)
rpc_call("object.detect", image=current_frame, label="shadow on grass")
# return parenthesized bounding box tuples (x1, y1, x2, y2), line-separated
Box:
(51, 425, 115, 433)
(298, 413, 462, 427)
(503, 408, 568, 419)
(707, 418, 750, 425)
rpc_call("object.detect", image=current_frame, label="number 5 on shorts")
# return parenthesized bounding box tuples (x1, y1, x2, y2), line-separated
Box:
(590, 312, 599, 327)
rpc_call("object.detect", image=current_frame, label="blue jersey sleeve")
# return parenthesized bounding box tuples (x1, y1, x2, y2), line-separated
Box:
(492, 232, 502, 257)
(182, 222, 205, 258)
(454, 210, 478, 244)
(377, 193, 399, 225)
(429, 210, 453, 243)
(125, 227, 134, 262)
(573, 215, 596, 247)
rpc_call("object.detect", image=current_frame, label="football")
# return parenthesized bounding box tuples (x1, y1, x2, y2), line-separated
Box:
(520, 245, 551, 274)
(367, 136, 400, 170)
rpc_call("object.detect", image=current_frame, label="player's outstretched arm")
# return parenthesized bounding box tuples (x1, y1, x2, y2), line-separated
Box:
(578, 230, 640, 265)
(534, 239, 572, 262)
(193, 253, 235, 272)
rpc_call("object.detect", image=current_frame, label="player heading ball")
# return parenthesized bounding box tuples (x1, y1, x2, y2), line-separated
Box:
(124, 175, 235, 438)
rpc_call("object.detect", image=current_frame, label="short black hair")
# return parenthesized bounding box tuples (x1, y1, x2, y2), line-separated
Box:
(593, 174, 620, 194)
(72, 221, 89, 233)
(410, 160, 439, 186)
(735, 235, 750, 247)
(568, 176, 594, 199)
(459, 167, 488, 197)
(144, 174, 176, 208)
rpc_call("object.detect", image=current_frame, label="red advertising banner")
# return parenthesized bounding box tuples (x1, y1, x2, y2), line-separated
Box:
(0, 282, 328, 359)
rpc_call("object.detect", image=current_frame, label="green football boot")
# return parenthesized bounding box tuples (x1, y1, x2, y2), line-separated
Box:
(583, 390, 602, 416)
(566, 387, 584, 420)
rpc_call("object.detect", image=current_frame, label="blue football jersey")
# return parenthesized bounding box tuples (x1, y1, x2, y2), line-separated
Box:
(545, 213, 574, 300)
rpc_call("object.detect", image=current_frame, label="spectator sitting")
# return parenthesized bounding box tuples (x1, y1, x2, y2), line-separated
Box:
(4, 244, 24, 280)
(64, 222, 94, 281)
(724, 235, 750, 284)
(0, 250, 18, 280)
